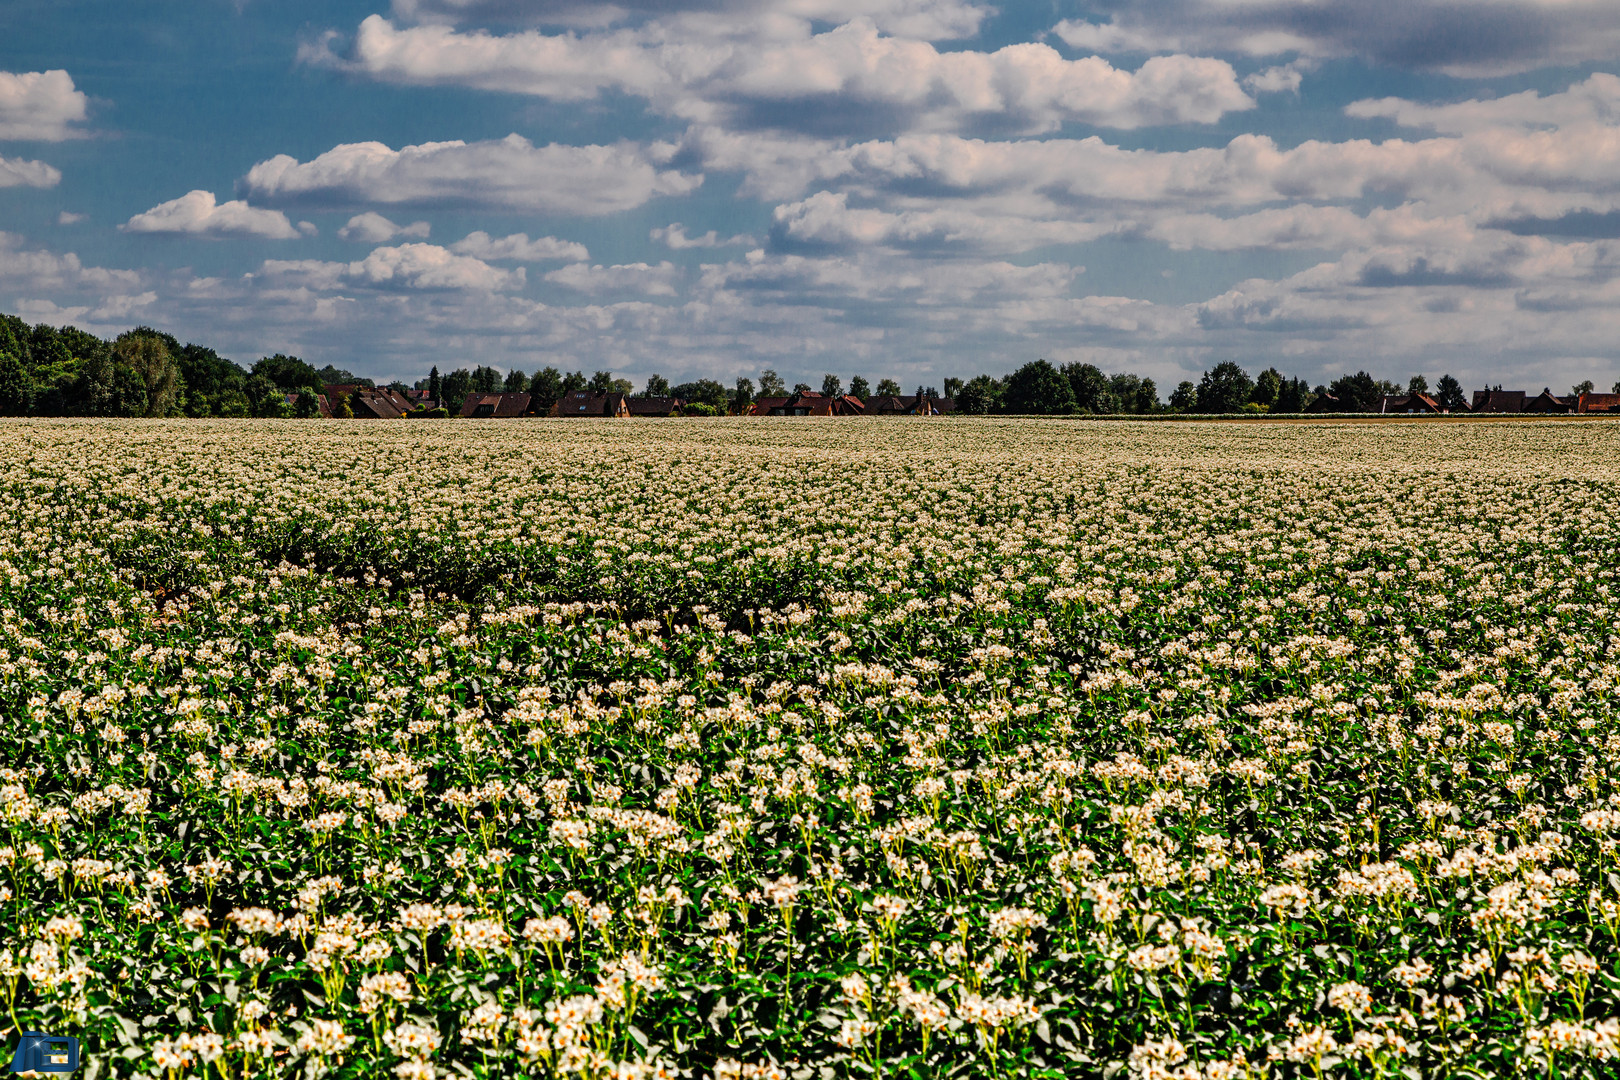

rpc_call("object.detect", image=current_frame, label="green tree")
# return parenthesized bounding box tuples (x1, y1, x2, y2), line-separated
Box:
(758, 369, 786, 397)
(1276, 377, 1312, 413)
(587, 371, 616, 394)
(428, 366, 443, 405)
(441, 369, 473, 412)
(294, 390, 321, 418)
(849, 375, 871, 399)
(1328, 371, 1383, 413)
(875, 378, 902, 397)
(822, 373, 844, 398)
(252, 353, 320, 390)
(504, 369, 530, 394)
(0, 352, 33, 416)
(1434, 374, 1466, 411)
(1194, 363, 1253, 413)
(942, 376, 962, 399)
(244, 374, 284, 417)
(1252, 367, 1283, 408)
(471, 365, 501, 393)
(177, 344, 249, 417)
(1003, 360, 1077, 415)
(562, 371, 587, 393)
(315, 364, 372, 387)
(733, 377, 754, 413)
(1060, 362, 1111, 413)
(529, 367, 564, 411)
(1571, 379, 1595, 397)
(644, 374, 671, 397)
(792, 382, 812, 394)
(672, 379, 728, 409)
(1409, 374, 1430, 397)
(111, 331, 181, 417)
(1168, 380, 1198, 411)
(956, 374, 1001, 415)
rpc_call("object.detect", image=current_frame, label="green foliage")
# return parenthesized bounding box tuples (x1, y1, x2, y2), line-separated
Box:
(733, 376, 755, 412)
(672, 378, 728, 409)
(1252, 367, 1284, 408)
(473, 365, 502, 394)
(503, 369, 530, 394)
(1168, 380, 1197, 411)
(849, 375, 871, 399)
(561, 371, 588, 394)
(1194, 361, 1253, 413)
(529, 367, 565, 410)
(111, 331, 182, 417)
(875, 377, 902, 397)
(1329, 370, 1383, 413)
(1061, 362, 1110, 413)
(643, 373, 671, 398)
(1003, 359, 1077, 414)
(956, 374, 1002, 415)
(1276, 376, 1312, 413)
(822, 373, 844, 398)
(441, 369, 473, 413)
(252, 353, 321, 391)
(0, 351, 33, 416)
(759, 369, 787, 397)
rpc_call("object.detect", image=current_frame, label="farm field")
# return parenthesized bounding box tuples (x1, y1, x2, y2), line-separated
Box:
(4, 417, 1620, 1080)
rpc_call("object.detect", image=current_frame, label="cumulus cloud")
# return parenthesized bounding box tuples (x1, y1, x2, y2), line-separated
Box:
(57, 211, 86, 225)
(0, 70, 89, 141)
(241, 134, 703, 215)
(259, 243, 524, 291)
(544, 261, 683, 295)
(387, 0, 991, 40)
(1347, 73, 1620, 134)
(769, 190, 1112, 252)
(340, 15, 1254, 133)
(122, 190, 309, 239)
(450, 230, 588, 261)
(1049, 1, 1620, 77)
(338, 211, 432, 242)
(0, 153, 60, 188)
(650, 223, 753, 249)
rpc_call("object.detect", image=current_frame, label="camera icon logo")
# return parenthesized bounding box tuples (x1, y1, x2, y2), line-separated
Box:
(9, 1032, 79, 1074)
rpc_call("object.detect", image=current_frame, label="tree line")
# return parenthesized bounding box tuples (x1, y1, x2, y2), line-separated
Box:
(4, 311, 1613, 419)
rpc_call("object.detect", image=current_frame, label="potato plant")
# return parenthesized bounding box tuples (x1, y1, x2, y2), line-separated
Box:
(1, 417, 1618, 1080)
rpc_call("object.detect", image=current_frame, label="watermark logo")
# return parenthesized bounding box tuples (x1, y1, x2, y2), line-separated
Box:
(9, 1032, 79, 1074)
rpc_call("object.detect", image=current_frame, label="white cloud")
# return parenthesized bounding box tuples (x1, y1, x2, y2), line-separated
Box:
(0, 153, 59, 188)
(57, 211, 86, 225)
(338, 211, 432, 242)
(1347, 73, 1620, 135)
(450, 230, 589, 261)
(259, 243, 524, 291)
(544, 261, 683, 295)
(1243, 60, 1314, 95)
(770, 190, 1112, 252)
(122, 190, 306, 239)
(241, 134, 703, 215)
(340, 15, 1255, 133)
(387, 0, 992, 41)
(650, 223, 753, 249)
(0, 70, 89, 141)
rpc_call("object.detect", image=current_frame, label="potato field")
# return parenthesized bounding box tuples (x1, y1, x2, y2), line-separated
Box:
(3, 417, 1620, 1080)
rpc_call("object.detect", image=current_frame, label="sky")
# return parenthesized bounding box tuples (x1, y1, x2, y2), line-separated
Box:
(6, 0, 1620, 394)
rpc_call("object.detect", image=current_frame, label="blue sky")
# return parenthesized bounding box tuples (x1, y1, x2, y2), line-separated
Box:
(5, 0, 1620, 394)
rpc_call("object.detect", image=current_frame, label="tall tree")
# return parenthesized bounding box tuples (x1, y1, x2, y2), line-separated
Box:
(1434, 374, 1466, 411)
(1276, 377, 1312, 413)
(821, 373, 843, 398)
(252, 353, 320, 390)
(587, 370, 616, 394)
(112, 331, 181, 417)
(503, 369, 529, 393)
(1251, 367, 1283, 409)
(0, 352, 33, 416)
(875, 378, 902, 397)
(1194, 363, 1253, 413)
(942, 376, 962, 399)
(428, 366, 442, 405)
(1409, 374, 1430, 396)
(672, 379, 728, 409)
(956, 374, 1001, 415)
(849, 375, 870, 399)
(441, 368, 473, 412)
(1168, 381, 1198, 411)
(1003, 359, 1077, 415)
(1062, 362, 1112, 413)
(758, 369, 786, 397)
(733, 377, 754, 413)
(644, 373, 671, 397)
(562, 371, 587, 393)
(528, 367, 564, 411)
(1329, 371, 1383, 413)
(472, 365, 501, 393)
(1571, 379, 1595, 397)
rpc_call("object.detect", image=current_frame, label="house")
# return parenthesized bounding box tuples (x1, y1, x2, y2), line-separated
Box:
(350, 388, 412, 419)
(748, 396, 790, 416)
(1522, 388, 1573, 414)
(1577, 392, 1620, 413)
(550, 390, 630, 417)
(1378, 393, 1444, 414)
(625, 396, 684, 417)
(865, 395, 910, 415)
(1303, 393, 1342, 413)
(1472, 389, 1526, 413)
(458, 391, 532, 418)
